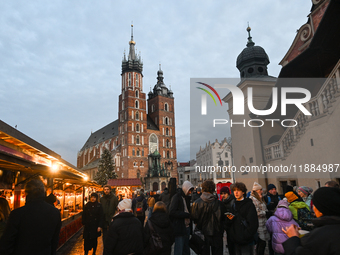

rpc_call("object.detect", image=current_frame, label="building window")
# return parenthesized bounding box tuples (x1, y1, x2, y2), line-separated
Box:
(136, 74, 139, 87)
(137, 149, 140, 157)
(133, 161, 137, 167)
(132, 148, 135, 156)
(140, 161, 143, 166)
(225, 160, 229, 166)
(166, 128, 169, 136)
(167, 151, 170, 159)
(142, 149, 144, 156)
(135, 100, 139, 109)
(164, 103, 168, 111)
(136, 135, 140, 145)
(135, 111, 139, 120)
(165, 117, 168, 125)
(166, 139, 169, 148)
(151, 104, 155, 112)
(136, 124, 140, 132)
(225, 152, 228, 157)
(136, 90, 139, 98)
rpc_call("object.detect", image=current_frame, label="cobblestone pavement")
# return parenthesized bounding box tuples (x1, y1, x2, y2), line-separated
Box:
(57, 228, 232, 255)
(57, 227, 103, 255)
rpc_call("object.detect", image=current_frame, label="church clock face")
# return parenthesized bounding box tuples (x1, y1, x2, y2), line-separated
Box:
(149, 134, 158, 153)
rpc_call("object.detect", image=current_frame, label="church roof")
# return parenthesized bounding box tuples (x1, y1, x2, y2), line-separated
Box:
(147, 115, 159, 130)
(80, 120, 119, 151)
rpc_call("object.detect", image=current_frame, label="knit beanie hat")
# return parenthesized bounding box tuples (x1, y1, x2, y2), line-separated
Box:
(285, 185, 294, 193)
(90, 193, 98, 200)
(277, 200, 289, 209)
(285, 191, 299, 203)
(267, 184, 276, 191)
(298, 186, 313, 195)
(312, 187, 340, 216)
(220, 186, 231, 195)
(252, 182, 263, 191)
(182, 181, 194, 195)
(118, 199, 132, 211)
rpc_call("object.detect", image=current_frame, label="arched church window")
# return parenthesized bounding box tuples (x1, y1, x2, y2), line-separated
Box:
(136, 90, 139, 98)
(167, 151, 170, 159)
(165, 117, 169, 125)
(135, 111, 139, 120)
(149, 134, 158, 154)
(166, 128, 169, 136)
(137, 149, 140, 157)
(166, 139, 170, 148)
(135, 100, 139, 109)
(136, 135, 140, 145)
(132, 148, 135, 156)
(164, 103, 168, 111)
(136, 124, 140, 132)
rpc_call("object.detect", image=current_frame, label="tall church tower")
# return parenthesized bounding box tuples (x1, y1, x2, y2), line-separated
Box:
(148, 65, 177, 176)
(118, 25, 148, 179)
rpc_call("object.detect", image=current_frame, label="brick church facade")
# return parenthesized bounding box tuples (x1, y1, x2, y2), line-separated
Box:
(77, 27, 178, 191)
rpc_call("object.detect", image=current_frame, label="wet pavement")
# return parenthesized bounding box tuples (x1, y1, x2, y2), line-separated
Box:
(57, 228, 268, 255)
(57, 227, 103, 255)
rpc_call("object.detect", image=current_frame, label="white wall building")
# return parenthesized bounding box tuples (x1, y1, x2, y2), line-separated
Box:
(223, 0, 340, 193)
(196, 138, 233, 185)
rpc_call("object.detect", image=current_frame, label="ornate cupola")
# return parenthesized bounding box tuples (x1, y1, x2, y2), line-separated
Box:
(236, 25, 270, 78)
(148, 65, 174, 99)
(122, 25, 143, 74)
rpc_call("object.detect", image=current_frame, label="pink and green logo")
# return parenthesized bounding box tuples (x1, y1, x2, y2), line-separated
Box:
(196, 82, 222, 115)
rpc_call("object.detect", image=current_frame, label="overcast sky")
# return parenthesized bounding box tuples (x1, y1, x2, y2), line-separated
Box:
(0, 1, 312, 166)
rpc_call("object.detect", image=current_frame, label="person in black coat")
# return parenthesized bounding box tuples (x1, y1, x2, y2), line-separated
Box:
(160, 188, 171, 208)
(225, 182, 258, 255)
(0, 179, 61, 255)
(282, 187, 340, 255)
(144, 201, 175, 255)
(169, 181, 194, 255)
(191, 180, 227, 255)
(103, 198, 144, 255)
(82, 192, 104, 255)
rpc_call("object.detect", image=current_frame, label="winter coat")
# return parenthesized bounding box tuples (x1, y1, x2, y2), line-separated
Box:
(147, 196, 156, 208)
(266, 207, 299, 254)
(191, 192, 226, 236)
(225, 198, 259, 245)
(100, 193, 118, 226)
(222, 194, 235, 231)
(0, 196, 61, 255)
(82, 201, 104, 240)
(191, 192, 201, 203)
(0, 220, 7, 239)
(289, 201, 310, 221)
(144, 211, 175, 255)
(132, 194, 148, 215)
(263, 193, 281, 215)
(249, 194, 270, 241)
(160, 189, 171, 207)
(302, 195, 312, 210)
(168, 189, 192, 236)
(283, 216, 340, 255)
(103, 211, 144, 255)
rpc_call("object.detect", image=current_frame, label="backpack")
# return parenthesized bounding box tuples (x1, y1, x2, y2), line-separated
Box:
(135, 200, 144, 217)
(266, 195, 281, 206)
(296, 207, 314, 231)
(144, 220, 163, 255)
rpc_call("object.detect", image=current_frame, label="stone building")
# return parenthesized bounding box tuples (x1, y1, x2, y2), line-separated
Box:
(223, 0, 340, 193)
(77, 26, 178, 191)
(196, 138, 233, 185)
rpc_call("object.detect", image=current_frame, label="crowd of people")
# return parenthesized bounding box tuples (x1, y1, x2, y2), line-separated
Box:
(0, 179, 339, 255)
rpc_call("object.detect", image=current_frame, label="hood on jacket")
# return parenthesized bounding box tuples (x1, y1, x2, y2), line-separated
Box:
(150, 211, 171, 228)
(182, 181, 194, 196)
(274, 207, 293, 221)
(201, 192, 215, 203)
(290, 201, 310, 209)
(136, 194, 145, 202)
